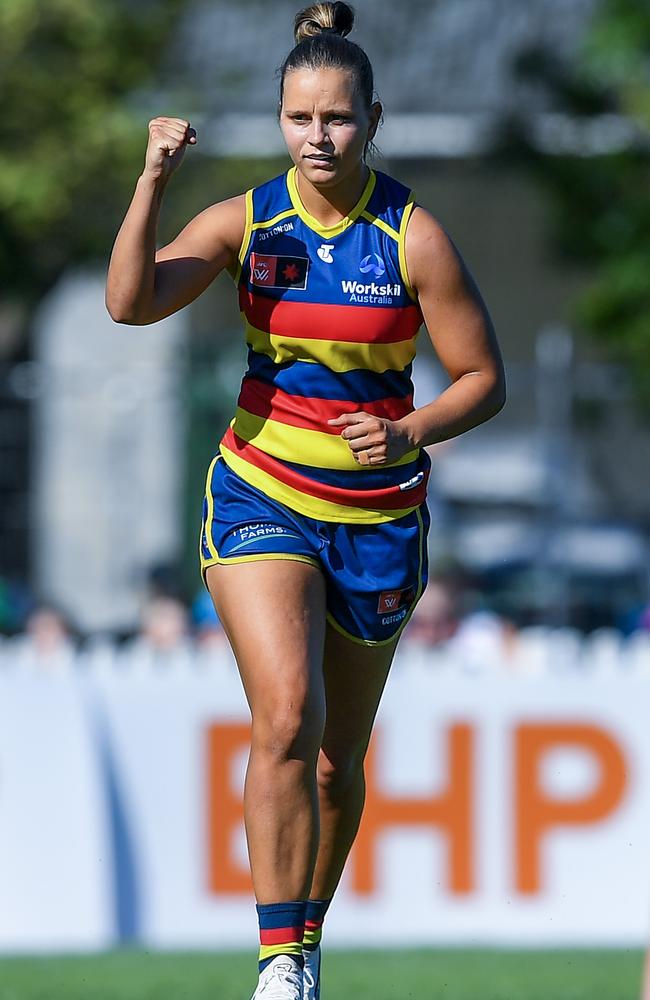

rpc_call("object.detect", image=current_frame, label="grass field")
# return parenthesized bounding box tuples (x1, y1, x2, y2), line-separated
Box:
(0, 949, 644, 1000)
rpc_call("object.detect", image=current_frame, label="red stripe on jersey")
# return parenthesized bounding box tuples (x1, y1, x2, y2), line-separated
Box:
(259, 926, 304, 945)
(222, 428, 428, 510)
(237, 377, 414, 434)
(239, 288, 421, 345)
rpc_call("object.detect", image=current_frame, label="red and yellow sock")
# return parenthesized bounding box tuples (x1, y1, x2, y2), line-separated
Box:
(303, 897, 332, 952)
(257, 900, 307, 973)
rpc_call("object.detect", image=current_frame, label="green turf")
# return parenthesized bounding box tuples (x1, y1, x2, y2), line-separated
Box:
(0, 949, 643, 1000)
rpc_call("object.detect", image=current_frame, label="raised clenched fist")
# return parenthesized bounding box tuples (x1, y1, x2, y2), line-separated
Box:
(143, 117, 197, 182)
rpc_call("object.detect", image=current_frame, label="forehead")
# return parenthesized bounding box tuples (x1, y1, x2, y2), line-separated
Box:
(282, 66, 361, 109)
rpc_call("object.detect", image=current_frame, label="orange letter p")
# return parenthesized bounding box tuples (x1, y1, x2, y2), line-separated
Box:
(515, 722, 628, 894)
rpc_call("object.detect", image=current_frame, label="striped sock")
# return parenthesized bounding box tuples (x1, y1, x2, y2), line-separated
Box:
(303, 897, 332, 951)
(257, 900, 307, 973)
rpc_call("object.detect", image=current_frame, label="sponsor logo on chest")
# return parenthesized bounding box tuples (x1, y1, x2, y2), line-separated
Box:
(340, 254, 402, 303)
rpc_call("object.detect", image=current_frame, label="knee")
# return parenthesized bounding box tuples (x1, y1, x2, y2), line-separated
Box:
(253, 702, 324, 764)
(317, 746, 365, 799)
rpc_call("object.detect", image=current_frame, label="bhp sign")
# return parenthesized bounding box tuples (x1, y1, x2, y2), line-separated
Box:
(207, 719, 628, 898)
(2, 669, 647, 950)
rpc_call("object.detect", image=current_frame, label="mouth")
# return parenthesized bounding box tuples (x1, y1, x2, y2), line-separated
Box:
(304, 154, 336, 165)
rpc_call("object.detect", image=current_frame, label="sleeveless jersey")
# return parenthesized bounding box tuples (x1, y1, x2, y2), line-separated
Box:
(219, 164, 431, 523)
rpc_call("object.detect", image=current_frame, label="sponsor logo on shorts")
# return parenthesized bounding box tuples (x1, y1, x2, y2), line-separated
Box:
(250, 253, 309, 290)
(226, 523, 303, 554)
(377, 587, 415, 615)
(381, 609, 408, 626)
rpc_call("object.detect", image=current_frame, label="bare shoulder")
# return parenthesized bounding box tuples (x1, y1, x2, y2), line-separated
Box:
(404, 204, 466, 296)
(156, 192, 247, 266)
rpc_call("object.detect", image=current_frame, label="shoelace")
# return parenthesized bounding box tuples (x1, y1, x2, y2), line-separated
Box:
(258, 963, 303, 999)
(302, 949, 319, 997)
(303, 964, 316, 990)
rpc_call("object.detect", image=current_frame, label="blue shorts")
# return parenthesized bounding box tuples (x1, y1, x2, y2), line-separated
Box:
(199, 455, 430, 646)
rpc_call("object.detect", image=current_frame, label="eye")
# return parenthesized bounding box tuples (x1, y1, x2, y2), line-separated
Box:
(330, 117, 351, 125)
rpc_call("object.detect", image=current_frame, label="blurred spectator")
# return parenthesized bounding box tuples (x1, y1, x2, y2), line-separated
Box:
(123, 595, 193, 670)
(7, 602, 76, 671)
(404, 576, 461, 646)
(448, 609, 519, 674)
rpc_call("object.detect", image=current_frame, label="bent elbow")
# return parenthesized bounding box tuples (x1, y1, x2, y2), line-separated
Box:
(105, 296, 146, 326)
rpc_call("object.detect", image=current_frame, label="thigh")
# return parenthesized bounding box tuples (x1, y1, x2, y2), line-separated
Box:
(206, 560, 328, 729)
(320, 622, 399, 766)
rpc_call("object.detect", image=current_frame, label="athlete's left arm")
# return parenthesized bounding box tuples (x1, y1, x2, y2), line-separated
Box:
(329, 206, 505, 466)
(399, 205, 506, 450)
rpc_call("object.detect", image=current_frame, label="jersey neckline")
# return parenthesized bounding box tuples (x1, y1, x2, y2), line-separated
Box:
(286, 165, 376, 239)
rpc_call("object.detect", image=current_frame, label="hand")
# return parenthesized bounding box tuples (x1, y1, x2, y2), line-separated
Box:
(328, 412, 413, 466)
(143, 116, 197, 183)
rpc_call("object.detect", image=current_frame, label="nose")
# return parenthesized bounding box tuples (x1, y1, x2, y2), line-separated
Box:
(309, 117, 329, 146)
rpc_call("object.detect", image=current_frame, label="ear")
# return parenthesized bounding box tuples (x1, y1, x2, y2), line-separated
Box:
(367, 101, 383, 141)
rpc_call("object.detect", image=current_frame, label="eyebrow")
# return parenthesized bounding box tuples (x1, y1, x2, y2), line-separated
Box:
(285, 108, 354, 116)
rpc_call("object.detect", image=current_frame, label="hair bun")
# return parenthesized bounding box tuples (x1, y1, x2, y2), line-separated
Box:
(294, 2, 355, 44)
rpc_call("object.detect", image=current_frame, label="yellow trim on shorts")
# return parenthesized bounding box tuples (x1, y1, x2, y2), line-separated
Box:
(199, 454, 320, 586)
(325, 506, 427, 646)
(232, 188, 254, 285)
(398, 193, 418, 303)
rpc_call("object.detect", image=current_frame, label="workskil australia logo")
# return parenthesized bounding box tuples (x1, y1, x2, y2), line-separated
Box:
(340, 253, 401, 303)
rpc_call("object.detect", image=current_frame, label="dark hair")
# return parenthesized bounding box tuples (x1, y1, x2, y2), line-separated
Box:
(279, 3, 381, 156)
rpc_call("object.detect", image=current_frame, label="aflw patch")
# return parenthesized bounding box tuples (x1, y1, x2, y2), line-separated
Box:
(250, 253, 309, 289)
(377, 587, 415, 614)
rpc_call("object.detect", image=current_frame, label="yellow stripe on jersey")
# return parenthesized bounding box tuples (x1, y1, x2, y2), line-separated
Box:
(220, 444, 421, 523)
(398, 193, 418, 303)
(232, 188, 254, 285)
(231, 408, 420, 471)
(251, 207, 297, 232)
(360, 210, 400, 242)
(244, 321, 419, 373)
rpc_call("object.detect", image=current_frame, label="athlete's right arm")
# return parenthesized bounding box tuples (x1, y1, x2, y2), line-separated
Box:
(105, 117, 246, 325)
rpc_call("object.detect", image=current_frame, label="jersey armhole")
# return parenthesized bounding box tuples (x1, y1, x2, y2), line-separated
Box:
(398, 193, 418, 303)
(229, 188, 254, 285)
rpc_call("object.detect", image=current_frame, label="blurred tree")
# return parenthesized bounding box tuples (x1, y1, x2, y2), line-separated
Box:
(0, 0, 179, 354)
(513, 0, 650, 408)
(0, 0, 269, 358)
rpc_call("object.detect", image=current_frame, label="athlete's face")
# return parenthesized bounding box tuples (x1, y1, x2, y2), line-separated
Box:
(280, 67, 381, 186)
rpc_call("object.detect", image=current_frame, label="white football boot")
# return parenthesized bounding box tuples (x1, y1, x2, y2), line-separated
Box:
(302, 945, 321, 1000)
(251, 955, 304, 999)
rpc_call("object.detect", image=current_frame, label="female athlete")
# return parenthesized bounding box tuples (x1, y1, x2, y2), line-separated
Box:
(106, 3, 505, 997)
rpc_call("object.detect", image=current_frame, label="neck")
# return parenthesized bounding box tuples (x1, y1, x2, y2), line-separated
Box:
(295, 162, 370, 227)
